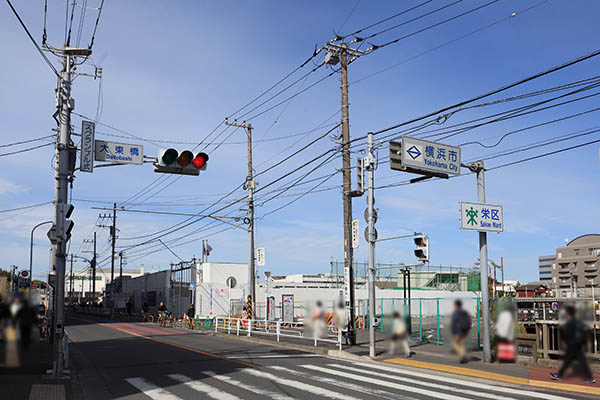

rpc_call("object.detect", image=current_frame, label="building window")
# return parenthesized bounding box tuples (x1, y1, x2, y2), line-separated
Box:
(558, 252, 562, 258)
(552, 263, 556, 270)
(591, 248, 600, 256)
(553, 277, 557, 283)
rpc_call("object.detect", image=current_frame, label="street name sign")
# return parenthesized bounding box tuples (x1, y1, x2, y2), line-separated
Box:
(460, 202, 504, 233)
(94, 140, 143, 165)
(390, 136, 461, 178)
(351, 218, 359, 248)
(80, 121, 95, 172)
(257, 247, 265, 266)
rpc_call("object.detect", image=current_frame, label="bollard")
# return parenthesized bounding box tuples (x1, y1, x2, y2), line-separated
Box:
(276, 320, 281, 342)
(247, 320, 252, 337)
(215, 317, 218, 334)
(338, 328, 342, 350)
(228, 317, 231, 334)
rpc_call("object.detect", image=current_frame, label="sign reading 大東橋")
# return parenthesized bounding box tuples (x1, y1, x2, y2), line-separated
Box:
(94, 140, 143, 165)
(80, 121, 95, 172)
(460, 202, 504, 233)
(400, 136, 461, 177)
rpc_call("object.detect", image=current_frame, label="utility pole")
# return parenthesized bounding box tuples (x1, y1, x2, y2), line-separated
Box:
(119, 252, 124, 293)
(111, 203, 117, 312)
(467, 160, 491, 363)
(367, 132, 377, 357)
(501, 257, 504, 297)
(225, 119, 256, 318)
(92, 231, 97, 300)
(69, 254, 74, 304)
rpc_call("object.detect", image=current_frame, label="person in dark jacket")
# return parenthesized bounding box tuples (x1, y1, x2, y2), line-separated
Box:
(550, 306, 595, 383)
(450, 299, 471, 363)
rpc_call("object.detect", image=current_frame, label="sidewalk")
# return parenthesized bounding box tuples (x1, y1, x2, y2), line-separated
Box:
(209, 325, 600, 397)
(0, 328, 78, 400)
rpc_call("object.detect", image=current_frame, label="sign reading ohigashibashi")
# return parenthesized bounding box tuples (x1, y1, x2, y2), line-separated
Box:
(94, 140, 143, 165)
(390, 136, 461, 178)
(460, 202, 504, 233)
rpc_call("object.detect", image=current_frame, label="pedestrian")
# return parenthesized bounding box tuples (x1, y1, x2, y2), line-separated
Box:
(312, 300, 325, 338)
(495, 304, 516, 362)
(16, 299, 36, 351)
(186, 304, 195, 329)
(389, 311, 411, 356)
(550, 305, 595, 383)
(450, 299, 471, 364)
(241, 306, 248, 328)
(334, 299, 350, 345)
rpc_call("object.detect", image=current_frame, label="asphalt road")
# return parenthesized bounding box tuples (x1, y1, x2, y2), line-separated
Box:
(66, 313, 591, 400)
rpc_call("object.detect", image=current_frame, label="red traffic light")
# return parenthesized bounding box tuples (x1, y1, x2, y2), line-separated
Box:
(414, 237, 425, 247)
(193, 152, 209, 168)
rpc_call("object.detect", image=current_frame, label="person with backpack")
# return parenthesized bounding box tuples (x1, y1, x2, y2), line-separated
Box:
(550, 305, 595, 383)
(450, 299, 471, 364)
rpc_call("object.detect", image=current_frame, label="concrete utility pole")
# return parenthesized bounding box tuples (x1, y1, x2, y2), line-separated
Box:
(470, 160, 491, 363)
(50, 51, 74, 378)
(339, 43, 357, 345)
(69, 254, 74, 303)
(92, 231, 97, 300)
(119, 252, 124, 293)
(367, 132, 377, 357)
(111, 203, 117, 310)
(225, 120, 256, 318)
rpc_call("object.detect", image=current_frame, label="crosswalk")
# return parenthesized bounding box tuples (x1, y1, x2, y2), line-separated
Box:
(124, 361, 578, 400)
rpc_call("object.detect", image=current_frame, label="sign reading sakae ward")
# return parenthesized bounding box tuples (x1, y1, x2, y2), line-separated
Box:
(460, 202, 504, 233)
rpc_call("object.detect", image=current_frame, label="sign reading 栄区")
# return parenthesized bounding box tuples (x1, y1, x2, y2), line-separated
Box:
(80, 121, 95, 172)
(94, 140, 143, 165)
(460, 202, 504, 233)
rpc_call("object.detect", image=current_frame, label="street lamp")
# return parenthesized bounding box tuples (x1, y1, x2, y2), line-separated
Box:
(30, 221, 53, 297)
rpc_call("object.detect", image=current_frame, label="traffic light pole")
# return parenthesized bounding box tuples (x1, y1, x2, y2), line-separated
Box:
(50, 53, 73, 378)
(367, 132, 377, 357)
(225, 120, 256, 318)
(93, 231, 97, 300)
(340, 44, 357, 345)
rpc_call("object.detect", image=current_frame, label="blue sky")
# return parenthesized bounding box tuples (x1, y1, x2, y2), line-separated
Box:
(1, 0, 599, 284)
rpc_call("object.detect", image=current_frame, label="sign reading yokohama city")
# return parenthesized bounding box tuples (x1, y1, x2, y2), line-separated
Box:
(94, 140, 143, 165)
(80, 121, 95, 172)
(460, 202, 504, 233)
(390, 136, 461, 177)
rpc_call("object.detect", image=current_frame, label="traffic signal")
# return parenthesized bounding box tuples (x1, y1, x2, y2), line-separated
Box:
(414, 234, 429, 263)
(153, 148, 209, 176)
(357, 157, 365, 193)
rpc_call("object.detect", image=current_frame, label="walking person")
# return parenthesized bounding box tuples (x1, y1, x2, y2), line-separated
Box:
(450, 299, 471, 364)
(334, 299, 350, 345)
(186, 304, 195, 329)
(550, 305, 595, 383)
(389, 311, 411, 356)
(241, 306, 248, 328)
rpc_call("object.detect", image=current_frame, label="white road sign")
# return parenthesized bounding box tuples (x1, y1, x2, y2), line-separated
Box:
(401, 136, 461, 177)
(80, 121, 95, 172)
(94, 140, 143, 165)
(460, 202, 504, 233)
(257, 247, 265, 266)
(351, 218, 359, 248)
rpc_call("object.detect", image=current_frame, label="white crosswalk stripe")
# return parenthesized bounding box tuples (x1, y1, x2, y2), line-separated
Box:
(332, 362, 576, 400)
(241, 368, 349, 399)
(203, 371, 296, 400)
(167, 373, 242, 400)
(125, 377, 183, 400)
(314, 363, 520, 400)
(299, 364, 466, 400)
(270, 365, 410, 400)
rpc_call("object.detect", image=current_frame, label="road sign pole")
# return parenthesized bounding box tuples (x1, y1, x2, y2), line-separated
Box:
(474, 160, 491, 363)
(367, 132, 377, 357)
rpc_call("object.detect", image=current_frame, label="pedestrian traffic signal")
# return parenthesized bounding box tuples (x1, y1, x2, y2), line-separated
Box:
(154, 148, 209, 176)
(414, 234, 429, 263)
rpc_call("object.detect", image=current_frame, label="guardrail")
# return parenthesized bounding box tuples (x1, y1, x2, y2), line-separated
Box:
(214, 317, 342, 350)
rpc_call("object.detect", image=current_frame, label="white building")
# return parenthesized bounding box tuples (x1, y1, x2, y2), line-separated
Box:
(66, 265, 147, 300)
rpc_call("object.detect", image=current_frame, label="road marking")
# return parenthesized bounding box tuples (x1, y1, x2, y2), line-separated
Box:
(204, 371, 295, 400)
(300, 364, 466, 400)
(100, 323, 257, 368)
(356, 362, 576, 400)
(168, 374, 242, 400)
(270, 365, 405, 400)
(529, 379, 600, 397)
(323, 363, 519, 400)
(242, 368, 349, 399)
(227, 354, 322, 359)
(125, 377, 182, 400)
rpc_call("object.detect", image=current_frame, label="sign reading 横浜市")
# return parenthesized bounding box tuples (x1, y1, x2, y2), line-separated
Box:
(400, 136, 461, 177)
(94, 140, 143, 165)
(460, 202, 504, 233)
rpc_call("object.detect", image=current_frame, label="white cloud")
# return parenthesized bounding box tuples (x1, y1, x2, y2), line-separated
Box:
(0, 178, 26, 195)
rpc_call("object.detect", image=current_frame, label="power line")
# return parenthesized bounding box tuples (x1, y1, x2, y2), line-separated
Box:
(5, 0, 60, 77)
(88, 0, 105, 50)
(337, 0, 361, 33)
(1, 135, 55, 148)
(0, 201, 53, 214)
(0, 142, 53, 157)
